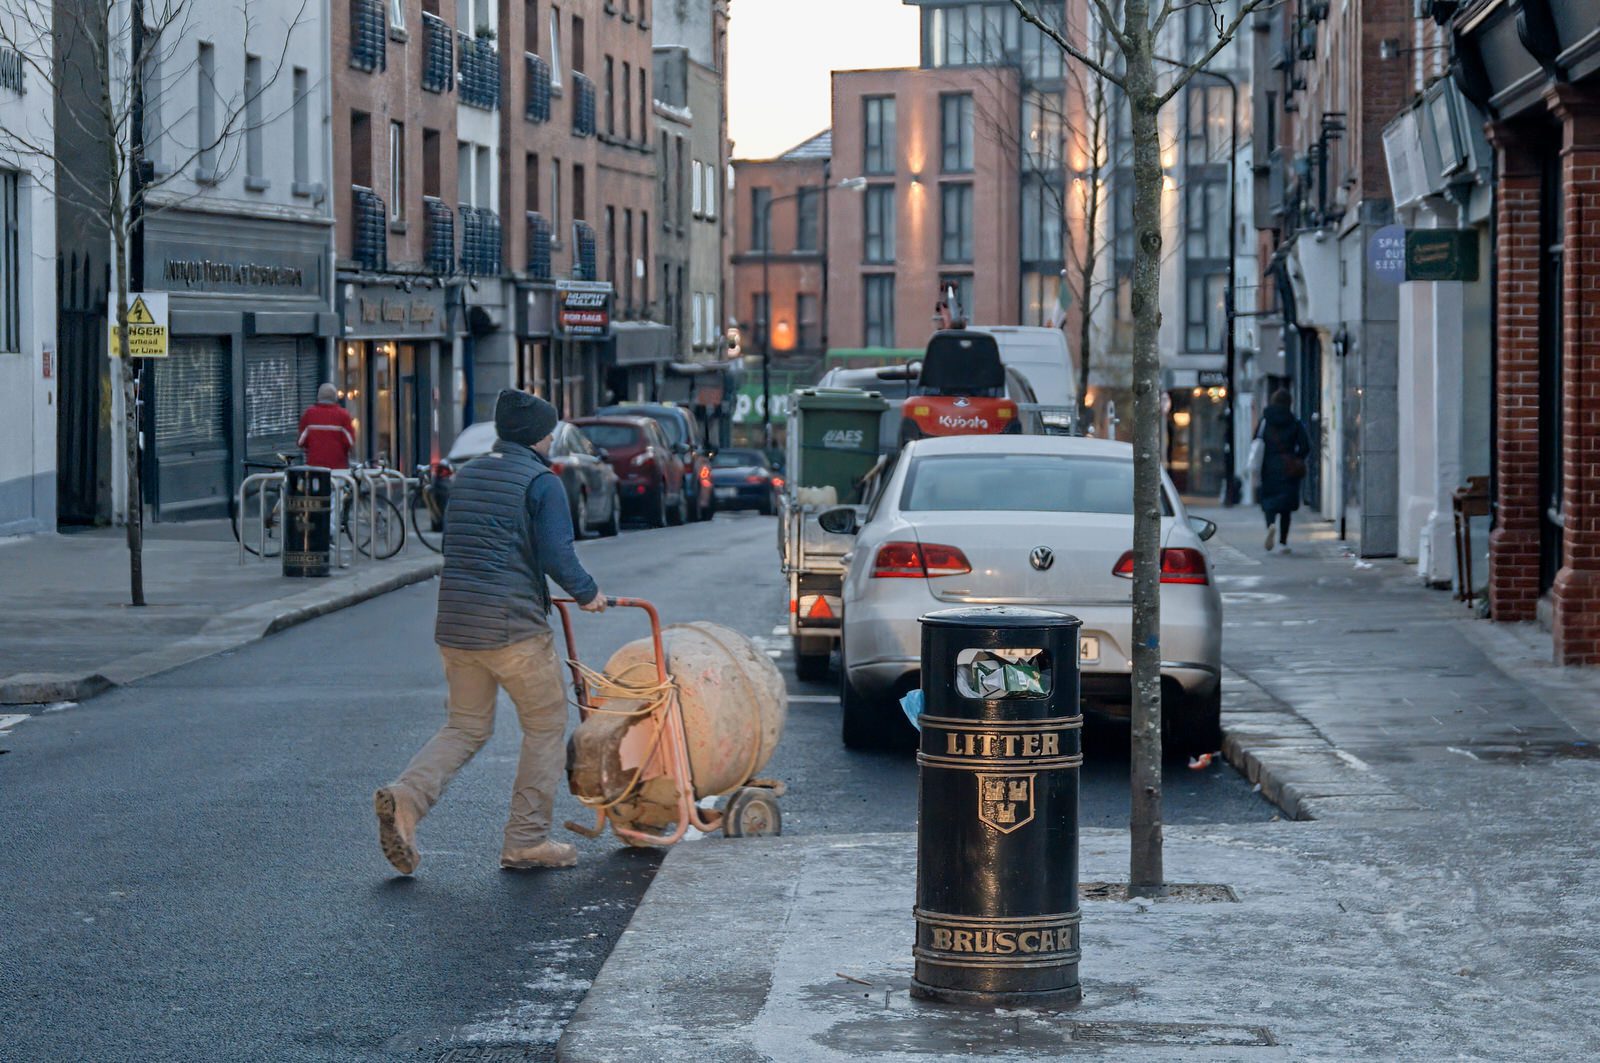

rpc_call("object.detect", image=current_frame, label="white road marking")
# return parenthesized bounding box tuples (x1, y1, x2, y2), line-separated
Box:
(1447, 746, 1480, 761)
(1333, 749, 1372, 773)
(0, 714, 28, 734)
(771, 625, 788, 636)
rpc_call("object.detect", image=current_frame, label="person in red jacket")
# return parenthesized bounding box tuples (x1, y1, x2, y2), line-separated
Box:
(297, 383, 357, 469)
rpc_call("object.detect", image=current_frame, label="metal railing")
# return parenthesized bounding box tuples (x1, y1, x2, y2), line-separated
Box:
(236, 472, 357, 568)
(458, 32, 501, 110)
(350, 0, 387, 72)
(421, 13, 454, 92)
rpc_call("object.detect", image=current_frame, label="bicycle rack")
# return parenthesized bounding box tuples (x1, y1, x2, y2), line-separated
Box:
(339, 466, 409, 559)
(237, 472, 286, 565)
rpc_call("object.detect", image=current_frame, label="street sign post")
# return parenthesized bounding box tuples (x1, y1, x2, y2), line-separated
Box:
(109, 292, 170, 358)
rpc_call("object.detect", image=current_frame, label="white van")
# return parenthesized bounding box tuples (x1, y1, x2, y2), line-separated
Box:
(968, 325, 1078, 429)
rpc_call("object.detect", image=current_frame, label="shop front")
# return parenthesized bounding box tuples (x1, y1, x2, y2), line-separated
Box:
(335, 281, 459, 471)
(605, 321, 676, 405)
(541, 280, 613, 417)
(1162, 369, 1229, 498)
(141, 212, 335, 520)
(514, 283, 555, 403)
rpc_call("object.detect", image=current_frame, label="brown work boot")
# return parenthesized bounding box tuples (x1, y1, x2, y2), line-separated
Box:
(374, 786, 421, 875)
(500, 840, 579, 870)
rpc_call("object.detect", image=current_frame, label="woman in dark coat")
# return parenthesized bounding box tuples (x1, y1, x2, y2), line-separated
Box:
(1254, 388, 1312, 553)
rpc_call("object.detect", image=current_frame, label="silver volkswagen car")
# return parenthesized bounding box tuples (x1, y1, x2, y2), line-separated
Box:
(832, 435, 1223, 751)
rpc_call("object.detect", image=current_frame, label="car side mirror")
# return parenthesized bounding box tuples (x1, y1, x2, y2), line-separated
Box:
(1188, 515, 1218, 542)
(818, 507, 859, 536)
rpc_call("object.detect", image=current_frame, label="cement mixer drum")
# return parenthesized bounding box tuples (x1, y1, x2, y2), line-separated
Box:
(600, 621, 787, 798)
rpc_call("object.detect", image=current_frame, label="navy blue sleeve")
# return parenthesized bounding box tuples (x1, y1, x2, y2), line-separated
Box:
(528, 475, 600, 605)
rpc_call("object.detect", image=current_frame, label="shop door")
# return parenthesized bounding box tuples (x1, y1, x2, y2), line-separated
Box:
(55, 250, 107, 523)
(244, 337, 319, 464)
(396, 343, 419, 471)
(1295, 332, 1322, 511)
(153, 337, 232, 518)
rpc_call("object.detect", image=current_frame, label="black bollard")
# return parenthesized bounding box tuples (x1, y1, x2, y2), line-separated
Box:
(282, 466, 333, 578)
(911, 606, 1083, 1007)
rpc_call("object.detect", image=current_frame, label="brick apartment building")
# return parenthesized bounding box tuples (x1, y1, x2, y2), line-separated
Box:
(332, 0, 671, 466)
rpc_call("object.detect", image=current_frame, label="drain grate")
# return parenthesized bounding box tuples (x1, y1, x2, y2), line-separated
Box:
(1070, 1020, 1277, 1046)
(1079, 882, 1239, 902)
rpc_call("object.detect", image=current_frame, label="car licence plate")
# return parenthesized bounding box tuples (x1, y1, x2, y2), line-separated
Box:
(715, 487, 737, 500)
(1079, 636, 1100, 663)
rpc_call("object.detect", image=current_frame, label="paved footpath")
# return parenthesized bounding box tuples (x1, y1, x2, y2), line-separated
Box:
(559, 508, 1600, 1062)
(0, 521, 440, 704)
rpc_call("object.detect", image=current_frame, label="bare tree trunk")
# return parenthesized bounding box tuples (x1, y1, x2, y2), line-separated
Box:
(112, 195, 144, 606)
(1123, 2, 1163, 896)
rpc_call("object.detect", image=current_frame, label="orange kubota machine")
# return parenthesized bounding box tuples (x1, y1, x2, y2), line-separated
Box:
(898, 330, 1022, 446)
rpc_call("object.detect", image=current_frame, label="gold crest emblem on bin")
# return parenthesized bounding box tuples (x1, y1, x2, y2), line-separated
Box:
(977, 773, 1035, 833)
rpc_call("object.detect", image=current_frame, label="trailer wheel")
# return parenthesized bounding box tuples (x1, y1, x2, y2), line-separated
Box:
(722, 787, 782, 838)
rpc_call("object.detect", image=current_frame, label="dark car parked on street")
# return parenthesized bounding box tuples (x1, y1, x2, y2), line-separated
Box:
(709, 448, 782, 514)
(595, 402, 715, 521)
(439, 420, 622, 538)
(573, 416, 688, 527)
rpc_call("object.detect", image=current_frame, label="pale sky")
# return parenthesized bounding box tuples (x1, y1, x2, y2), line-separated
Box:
(728, 0, 921, 160)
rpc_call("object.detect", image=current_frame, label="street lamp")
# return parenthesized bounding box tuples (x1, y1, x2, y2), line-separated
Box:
(759, 176, 868, 449)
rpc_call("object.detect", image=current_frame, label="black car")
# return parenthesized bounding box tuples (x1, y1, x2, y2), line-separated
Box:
(595, 402, 716, 521)
(709, 448, 781, 515)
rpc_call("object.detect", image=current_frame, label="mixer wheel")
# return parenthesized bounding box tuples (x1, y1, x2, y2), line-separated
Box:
(722, 787, 783, 838)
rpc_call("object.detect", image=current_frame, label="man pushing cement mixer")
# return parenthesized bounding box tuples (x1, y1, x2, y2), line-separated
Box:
(374, 389, 607, 875)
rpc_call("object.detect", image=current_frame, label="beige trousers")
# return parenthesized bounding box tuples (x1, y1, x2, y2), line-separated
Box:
(395, 632, 569, 850)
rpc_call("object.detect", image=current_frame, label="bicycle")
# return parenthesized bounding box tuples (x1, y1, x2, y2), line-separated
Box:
(232, 455, 407, 561)
(409, 462, 448, 553)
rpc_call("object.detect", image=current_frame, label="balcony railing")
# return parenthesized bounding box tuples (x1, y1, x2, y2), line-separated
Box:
(572, 71, 596, 137)
(526, 211, 552, 280)
(421, 13, 453, 93)
(352, 185, 387, 271)
(424, 196, 454, 273)
(458, 33, 501, 110)
(460, 206, 502, 276)
(571, 219, 597, 280)
(525, 53, 551, 123)
(350, 0, 386, 73)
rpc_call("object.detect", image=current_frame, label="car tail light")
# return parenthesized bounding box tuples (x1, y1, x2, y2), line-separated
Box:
(1112, 548, 1210, 585)
(772, 476, 785, 489)
(872, 541, 972, 579)
(745, 474, 766, 484)
(699, 465, 713, 484)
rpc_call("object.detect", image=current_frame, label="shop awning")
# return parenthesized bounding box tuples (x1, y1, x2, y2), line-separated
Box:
(611, 321, 675, 366)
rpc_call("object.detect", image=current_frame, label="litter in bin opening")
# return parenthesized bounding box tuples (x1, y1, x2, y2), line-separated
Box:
(955, 648, 1050, 699)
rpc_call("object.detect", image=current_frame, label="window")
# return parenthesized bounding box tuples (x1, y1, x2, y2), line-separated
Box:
(0, 171, 18, 352)
(1021, 178, 1062, 263)
(197, 42, 217, 178)
(940, 94, 973, 173)
(551, 157, 562, 229)
(1184, 4, 1214, 52)
(457, 140, 472, 202)
(750, 292, 768, 348)
(390, 0, 405, 29)
(1185, 84, 1230, 165)
(692, 160, 704, 217)
(1023, 270, 1062, 328)
(795, 187, 819, 252)
(572, 163, 585, 219)
(703, 162, 716, 218)
(604, 57, 615, 135)
(940, 183, 973, 263)
(389, 121, 406, 220)
(706, 293, 718, 349)
(638, 68, 647, 144)
(675, 135, 687, 227)
(798, 292, 820, 349)
(524, 152, 539, 213)
(1185, 272, 1227, 351)
(605, 205, 616, 283)
(549, 7, 563, 86)
(939, 273, 974, 323)
(423, 128, 441, 197)
(863, 185, 895, 263)
(142, 30, 163, 165)
(1185, 177, 1228, 259)
(571, 14, 585, 72)
(475, 144, 491, 207)
(641, 215, 648, 307)
(351, 111, 373, 187)
(749, 185, 769, 249)
(1112, 173, 1133, 263)
(622, 61, 632, 140)
(658, 133, 669, 222)
(292, 68, 310, 188)
(903, 454, 1156, 515)
(864, 274, 895, 347)
(1022, 90, 1064, 172)
(863, 96, 896, 175)
(693, 292, 705, 346)
(624, 208, 634, 307)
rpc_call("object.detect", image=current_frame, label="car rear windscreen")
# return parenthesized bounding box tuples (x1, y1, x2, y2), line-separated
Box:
(579, 424, 642, 449)
(712, 449, 766, 468)
(902, 454, 1168, 515)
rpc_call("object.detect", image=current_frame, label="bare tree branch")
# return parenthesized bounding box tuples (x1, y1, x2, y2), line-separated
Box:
(1007, 0, 1124, 87)
(1155, 0, 1265, 108)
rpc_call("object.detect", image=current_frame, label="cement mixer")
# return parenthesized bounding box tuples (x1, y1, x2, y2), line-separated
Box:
(556, 597, 787, 846)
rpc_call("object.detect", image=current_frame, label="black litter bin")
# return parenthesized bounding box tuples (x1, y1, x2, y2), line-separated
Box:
(911, 605, 1083, 1007)
(282, 466, 333, 578)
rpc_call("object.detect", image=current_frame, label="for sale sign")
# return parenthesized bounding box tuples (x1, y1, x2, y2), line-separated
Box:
(555, 280, 612, 338)
(109, 292, 170, 358)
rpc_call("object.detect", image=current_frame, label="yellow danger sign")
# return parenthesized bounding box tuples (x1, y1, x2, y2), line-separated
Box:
(110, 291, 170, 358)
